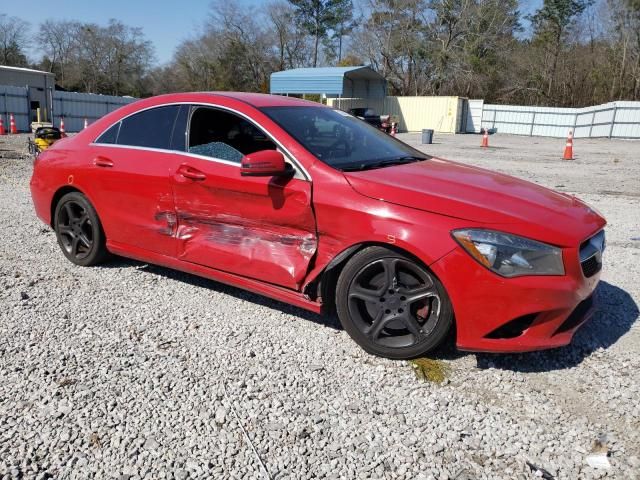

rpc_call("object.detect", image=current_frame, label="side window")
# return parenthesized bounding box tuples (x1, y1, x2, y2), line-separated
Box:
(117, 106, 180, 150)
(95, 122, 120, 144)
(170, 105, 189, 152)
(188, 107, 277, 163)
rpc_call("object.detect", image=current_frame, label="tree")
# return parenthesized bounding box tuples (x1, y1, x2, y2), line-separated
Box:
(163, 0, 278, 93)
(37, 19, 154, 96)
(102, 20, 154, 96)
(530, 0, 593, 99)
(0, 14, 30, 66)
(351, 0, 430, 95)
(427, 0, 520, 98)
(607, 0, 640, 99)
(328, 0, 356, 63)
(267, 1, 312, 70)
(38, 20, 82, 84)
(288, 0, 352, 67)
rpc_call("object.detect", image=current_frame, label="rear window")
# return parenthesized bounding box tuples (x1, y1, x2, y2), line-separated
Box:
(95, 122, 120, 144)
(116, 106, 180, 150)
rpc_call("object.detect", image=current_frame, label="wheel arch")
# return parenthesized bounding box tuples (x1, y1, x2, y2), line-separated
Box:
(308, 241, 444, 315)
(49, 185, 85, 228)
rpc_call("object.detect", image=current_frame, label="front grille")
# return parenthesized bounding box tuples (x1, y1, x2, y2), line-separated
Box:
(555, 295, 594, 334)
(579, 230, 605, 278)
(581, 255, 602, 277)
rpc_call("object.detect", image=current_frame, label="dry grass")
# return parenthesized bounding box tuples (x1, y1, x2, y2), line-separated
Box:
(409, 358, 450, 384)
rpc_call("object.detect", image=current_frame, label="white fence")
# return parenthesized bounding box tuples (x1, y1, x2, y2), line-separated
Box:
(481, 101, 640, 138)
(464, 99, 484, 133)
(0, 84, 136, 132)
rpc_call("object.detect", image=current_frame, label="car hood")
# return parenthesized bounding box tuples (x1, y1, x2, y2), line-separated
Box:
(344, 158, 605, 246)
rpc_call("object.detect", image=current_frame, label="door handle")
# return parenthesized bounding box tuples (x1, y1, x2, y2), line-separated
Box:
(177, 164, 206, 181)
(94, 156, 114, 168)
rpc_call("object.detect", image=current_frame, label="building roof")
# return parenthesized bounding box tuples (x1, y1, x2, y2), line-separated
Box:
(0, 65, 55, 76)
(270, 66, 386, 96)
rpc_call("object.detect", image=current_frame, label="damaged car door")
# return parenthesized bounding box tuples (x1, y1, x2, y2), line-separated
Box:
(89, 105, 187, 256)
(171, 105, 317, 290)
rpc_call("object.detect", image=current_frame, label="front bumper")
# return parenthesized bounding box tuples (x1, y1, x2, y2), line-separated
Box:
(430, 243, 601, 353)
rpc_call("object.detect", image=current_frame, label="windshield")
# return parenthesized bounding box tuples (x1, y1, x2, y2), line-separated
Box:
(260, 106, 430, 171)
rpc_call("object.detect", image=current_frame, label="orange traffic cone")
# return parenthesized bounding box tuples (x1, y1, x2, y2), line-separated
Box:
(59, 118, 67, 137)
(481, 128, 489, 147)
(9, 113, 17, 134)
(83, 118, 88, 129)
(0, 116, 5, 135)
(563, 130, 574, 160)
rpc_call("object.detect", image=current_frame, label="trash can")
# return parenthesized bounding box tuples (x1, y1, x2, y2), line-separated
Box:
(421, 129, 434, 144)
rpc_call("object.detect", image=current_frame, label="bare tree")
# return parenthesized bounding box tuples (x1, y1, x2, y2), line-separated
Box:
(267, 1, 312, 69)
(38, 19, 82, 84)
(0, 14, 30, 66)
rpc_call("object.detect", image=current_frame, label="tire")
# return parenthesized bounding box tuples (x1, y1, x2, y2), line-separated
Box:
(53, 192, 108, 266)
(335, 246, 453, 360)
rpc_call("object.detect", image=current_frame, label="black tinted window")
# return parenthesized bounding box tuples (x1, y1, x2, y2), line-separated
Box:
(95, 122, 120, 144)
(261, 106, 428, 171)
(117, 106, 180, 149)
(188, 107, 276, 163)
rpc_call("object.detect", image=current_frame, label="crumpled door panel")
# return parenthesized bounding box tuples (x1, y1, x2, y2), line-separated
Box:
(172, 161, 317, 290)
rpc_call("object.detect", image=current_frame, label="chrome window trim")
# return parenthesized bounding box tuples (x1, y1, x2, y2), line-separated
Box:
(91, 101, 311, 181)
(88, 142, 242, 168)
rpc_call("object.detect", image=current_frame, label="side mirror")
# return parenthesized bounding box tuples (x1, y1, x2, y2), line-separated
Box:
(240, 150, 289, 177)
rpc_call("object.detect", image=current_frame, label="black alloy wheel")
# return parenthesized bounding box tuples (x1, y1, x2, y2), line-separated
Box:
(54, 192, 108, 266)
(336, 247, 453, 359)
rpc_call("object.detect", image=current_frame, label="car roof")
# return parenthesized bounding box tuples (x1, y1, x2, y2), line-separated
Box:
(146, 92, 325, 109)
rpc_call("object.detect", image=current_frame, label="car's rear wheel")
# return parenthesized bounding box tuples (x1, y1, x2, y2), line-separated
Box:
(54, 192, 108, 266)
(335, 246, 453, 359)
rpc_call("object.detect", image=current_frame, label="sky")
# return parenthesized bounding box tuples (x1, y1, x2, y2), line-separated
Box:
(2, 0, 261, 65)
(5, 0, 543, 66)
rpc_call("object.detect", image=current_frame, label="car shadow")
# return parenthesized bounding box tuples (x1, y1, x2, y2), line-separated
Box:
(465, 281, 638, 372)
(100, 256, 342, 330)
(99, 258, 636, 370)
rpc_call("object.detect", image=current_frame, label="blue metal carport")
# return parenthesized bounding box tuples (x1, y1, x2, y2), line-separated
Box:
(270, 66, 386, 98)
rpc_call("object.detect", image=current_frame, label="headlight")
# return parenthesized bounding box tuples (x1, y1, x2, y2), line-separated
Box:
(452, 229, 564, 277)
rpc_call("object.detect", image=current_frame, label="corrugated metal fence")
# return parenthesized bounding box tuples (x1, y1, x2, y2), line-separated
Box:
(481, 101, 640, 138)
(0, 84, 136, 132)
(0, 85, 30, 131)
(53, 91, 136, 132)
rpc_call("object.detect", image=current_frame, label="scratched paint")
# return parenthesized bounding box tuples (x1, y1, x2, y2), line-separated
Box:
(175, 210, 317, 288)
(154, 211, 177, 236)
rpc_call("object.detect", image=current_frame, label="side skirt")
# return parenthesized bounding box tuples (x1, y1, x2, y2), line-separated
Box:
(106, 240, 324, 314)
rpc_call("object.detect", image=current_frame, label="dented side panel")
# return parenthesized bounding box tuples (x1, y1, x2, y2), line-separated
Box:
(300, 164, 468, 293)
(172, 158, 317, 290)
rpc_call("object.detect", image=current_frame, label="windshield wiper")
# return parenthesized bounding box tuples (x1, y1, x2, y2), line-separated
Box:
(341, 155, 426, 172)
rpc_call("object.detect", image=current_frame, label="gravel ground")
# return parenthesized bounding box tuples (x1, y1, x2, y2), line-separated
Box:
(1, 132, 639, 479)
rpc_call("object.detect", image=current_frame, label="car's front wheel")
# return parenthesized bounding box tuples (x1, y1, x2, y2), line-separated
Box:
(335, 247, 453, 359)
(54, 192, 108, 266)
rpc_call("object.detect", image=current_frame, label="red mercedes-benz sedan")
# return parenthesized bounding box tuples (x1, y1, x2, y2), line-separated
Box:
(30, 92, 606, 359)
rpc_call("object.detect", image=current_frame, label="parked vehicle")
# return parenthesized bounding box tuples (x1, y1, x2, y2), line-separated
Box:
(348, 107, 394, 133)
(30, 93, 606, 359)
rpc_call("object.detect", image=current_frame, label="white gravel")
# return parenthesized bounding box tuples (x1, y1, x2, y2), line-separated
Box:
(1, 132, 639, 479)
